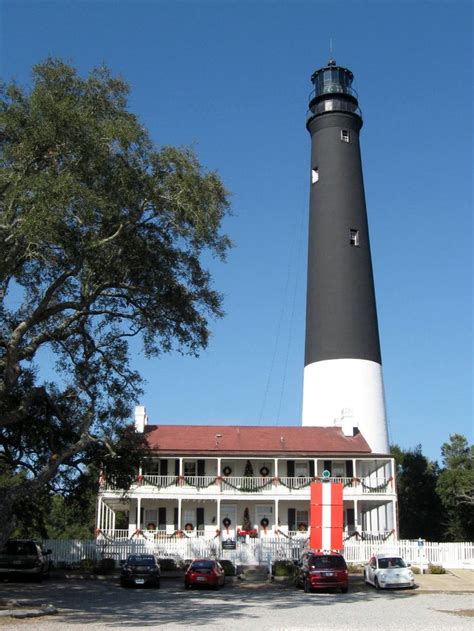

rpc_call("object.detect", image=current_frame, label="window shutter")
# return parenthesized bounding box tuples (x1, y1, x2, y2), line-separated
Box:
(158, 507, 167, 529)
(160, 459, 168, 476)
(288, 508, 296, 531)
(174, 459, 180, 476)
(196, 507, 205, 530)
(347, 508, 355, 526)
(174, 507, 179, 529)
(197, 460, 205, 476)
(308, 460, 315, 477)
(346, 460, 353, 477)
(323, 460, 332, 475)
(287, 461, 295, 477)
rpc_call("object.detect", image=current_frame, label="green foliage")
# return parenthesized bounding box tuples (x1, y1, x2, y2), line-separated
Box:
(95, 557, 116, 573)
(427, 564, 446, 574)
(436, 434, 474, 541)
(272, 560, 295, 577)
(346, 563, 364, 574)
(79, 558, 96, 572)
(391, 444, 443, 540)
(0, 58, 231, 541)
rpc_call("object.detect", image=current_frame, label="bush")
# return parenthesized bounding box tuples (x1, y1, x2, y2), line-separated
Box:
(159, 558, 179, 572)
(219, 560, 236, 576)
(428, 564, 446, 574)
(96, 557, 116, 573)
(79, 558, 96, 572)
(410, 565, 421, 574)
(272, 560, 295, 577)
(346, 563, 364, 574)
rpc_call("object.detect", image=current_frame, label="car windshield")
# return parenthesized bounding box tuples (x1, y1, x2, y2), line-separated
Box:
(191, 561, 214, 570)
(309, 555, 346, 569)
(378, 557, 406, 569)
(127, 555, 155, 567)
(1, 542, 37, 555)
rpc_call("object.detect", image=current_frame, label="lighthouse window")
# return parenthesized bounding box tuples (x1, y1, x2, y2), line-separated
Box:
(350, 229, 360, 247)
(311, 168, 319, 184)
(341, 129, 350, 143)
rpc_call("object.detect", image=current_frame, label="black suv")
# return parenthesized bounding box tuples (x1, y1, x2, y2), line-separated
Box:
(295, 551, 349, 593)
(0, 540, 52, 582)
(120, 554, 161, 588)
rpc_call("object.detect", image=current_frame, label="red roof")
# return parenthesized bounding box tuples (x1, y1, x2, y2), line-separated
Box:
(145, 425, 371, 456)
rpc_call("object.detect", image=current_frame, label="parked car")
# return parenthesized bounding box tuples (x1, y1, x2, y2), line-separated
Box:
(184, 559, 226, 589)
(0, 540, 52, 582)
(295, 551, 349, 593)
(364, 554, 415, 589)
(120, 554, 161, 588)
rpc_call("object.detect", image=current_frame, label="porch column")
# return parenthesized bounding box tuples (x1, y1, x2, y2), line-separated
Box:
(314, 458, 318, 478)
(137, 496, 142, 530)
(353, 498, 359, 533)
(274, 458, 278, 477)
(179, 458, 183, 476)
(96, 497, 102, 532)
(217, 457, 221, 476)
(178, 498, 182, 530)
(105, 504, 109, 532)
(275, 499, 279, 531)
(112, 509, 116, 532)
(353, 458, 357, 479)
(216, 499, 221, 532)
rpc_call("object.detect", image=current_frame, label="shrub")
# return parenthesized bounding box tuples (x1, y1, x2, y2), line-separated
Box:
(428, 564, 446, 574)
(219, 560, 236, 576)
(79, 558, 96, 572)
(96, 557, 116, 573)
(410, 565, 421, 574)
(272, 560, 295, 577)
(346, 563, 364, 574)
(159, 558, 179, 572)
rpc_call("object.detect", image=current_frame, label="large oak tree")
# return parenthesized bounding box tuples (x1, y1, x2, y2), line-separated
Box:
(0, 59, 231, 542)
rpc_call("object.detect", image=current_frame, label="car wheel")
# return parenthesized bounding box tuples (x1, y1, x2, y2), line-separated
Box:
(341, 586, 348, 594)
(120, 580, 128, 588)
(304, 578, 312, 593)
(374, 576, 380, 590)
(155, 580, 161, 589)
(364, 571, 369, 585)
(185, 583, 191, 589)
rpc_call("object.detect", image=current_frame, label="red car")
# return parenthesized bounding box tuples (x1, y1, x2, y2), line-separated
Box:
(295, 551, 349, 593)
(184, 559, 226, 590)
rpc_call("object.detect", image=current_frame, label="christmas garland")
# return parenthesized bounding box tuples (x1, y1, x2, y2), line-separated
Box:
(360, 476, 393, 493)
(277, 476, 314, 490)
(221, 477, 274, 492)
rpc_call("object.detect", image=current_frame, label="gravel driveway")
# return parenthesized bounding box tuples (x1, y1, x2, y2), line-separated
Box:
(0, 577, 472, 630)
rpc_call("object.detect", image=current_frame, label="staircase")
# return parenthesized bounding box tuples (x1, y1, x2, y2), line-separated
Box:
(238, 564, 270, 583)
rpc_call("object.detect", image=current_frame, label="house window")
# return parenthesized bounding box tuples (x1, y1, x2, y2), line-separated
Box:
(184, 461, 196, 476)
(311, 167, 319, 184)
(332, 462, 345, 477)
(295, 462, 309, 478)
(296, 510, 309, 529)
(341, 129, 350, 143)
(350, 229, 360, 247)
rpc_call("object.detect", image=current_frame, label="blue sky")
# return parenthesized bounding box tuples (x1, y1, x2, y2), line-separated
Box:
(1, 0, 472, 464)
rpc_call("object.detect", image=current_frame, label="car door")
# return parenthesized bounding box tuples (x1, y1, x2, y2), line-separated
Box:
(367, 557, 376, 584)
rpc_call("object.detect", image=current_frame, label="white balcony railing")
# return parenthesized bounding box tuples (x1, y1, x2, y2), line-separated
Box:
(102, 475, 393, 494)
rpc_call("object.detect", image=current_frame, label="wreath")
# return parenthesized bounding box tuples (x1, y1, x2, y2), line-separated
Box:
(147, 522, 156, 531)
(298, 522, 307, 531)
(260, 466, 270, 477)
(184, 522, 194, 531)
(222, 466, 232, 476)
(260, 517, 269, 528)
(222, 517, 232, 528)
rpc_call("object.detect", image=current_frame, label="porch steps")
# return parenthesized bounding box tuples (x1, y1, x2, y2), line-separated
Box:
(238, 565, 270, 583)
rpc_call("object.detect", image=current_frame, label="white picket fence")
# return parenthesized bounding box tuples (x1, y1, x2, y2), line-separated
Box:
(43, 538, 474, 570)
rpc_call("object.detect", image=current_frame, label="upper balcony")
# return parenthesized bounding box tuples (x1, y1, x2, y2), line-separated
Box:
(101, 474, 395, 496)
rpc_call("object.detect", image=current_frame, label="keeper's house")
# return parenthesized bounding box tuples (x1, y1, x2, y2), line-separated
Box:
(96, 406, 397, 541)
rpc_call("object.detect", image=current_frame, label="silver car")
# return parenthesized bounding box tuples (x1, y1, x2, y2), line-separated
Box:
(364, 554, 415, 589)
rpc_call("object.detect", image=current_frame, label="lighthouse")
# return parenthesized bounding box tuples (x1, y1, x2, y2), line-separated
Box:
(301, 59, 390, 455)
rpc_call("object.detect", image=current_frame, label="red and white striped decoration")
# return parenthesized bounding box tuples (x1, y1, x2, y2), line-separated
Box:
(310, 482, 343, 551)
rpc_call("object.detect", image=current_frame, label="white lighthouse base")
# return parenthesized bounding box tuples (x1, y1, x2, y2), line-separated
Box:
(302, 358, 389, 454)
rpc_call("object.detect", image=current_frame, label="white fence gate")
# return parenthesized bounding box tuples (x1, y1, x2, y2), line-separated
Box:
(43, 538, 474, 570)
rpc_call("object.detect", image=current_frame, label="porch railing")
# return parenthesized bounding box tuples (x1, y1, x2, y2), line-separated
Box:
(103, 475, 394, 494)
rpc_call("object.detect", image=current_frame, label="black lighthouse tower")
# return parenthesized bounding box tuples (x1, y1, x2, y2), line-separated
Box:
(301, 59, 389, 455)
